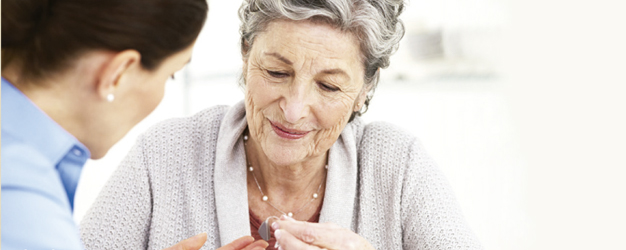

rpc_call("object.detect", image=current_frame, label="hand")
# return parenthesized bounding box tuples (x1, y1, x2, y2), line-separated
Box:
(217, 236, 269, 250)
(163, 232, 207, 250)
(272, 216, 375, 250)
(163, 233, 268, 250)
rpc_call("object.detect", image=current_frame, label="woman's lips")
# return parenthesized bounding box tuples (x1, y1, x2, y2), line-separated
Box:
(270, 121, 309, 139)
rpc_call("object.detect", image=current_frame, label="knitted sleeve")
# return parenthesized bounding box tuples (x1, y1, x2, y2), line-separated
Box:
(80, 135, 152, 249)
(401, 139, 483, 250)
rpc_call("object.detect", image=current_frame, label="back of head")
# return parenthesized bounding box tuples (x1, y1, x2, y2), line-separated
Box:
(1, 0, 208, 81)
(238, 0, 405, 117)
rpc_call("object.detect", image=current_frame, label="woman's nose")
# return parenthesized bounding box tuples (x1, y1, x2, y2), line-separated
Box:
(280, 81, 311, 123)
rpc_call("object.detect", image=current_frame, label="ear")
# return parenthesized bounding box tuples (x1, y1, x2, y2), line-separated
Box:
(96, 50, 141, 101)
(241, 40, 251, 72)
(241, 39, 250, 62)
(242, 59, 248, 75)
(241, 56, 250, 86)
(354, 84, 371, 112)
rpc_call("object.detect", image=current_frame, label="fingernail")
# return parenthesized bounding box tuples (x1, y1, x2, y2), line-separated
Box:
(281, 215, 296, 221)
(271, 222, 279, 230)
(274, 229, 282, 240)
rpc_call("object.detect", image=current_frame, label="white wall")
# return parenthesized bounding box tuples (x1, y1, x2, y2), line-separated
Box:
(503, 0, 626, 248)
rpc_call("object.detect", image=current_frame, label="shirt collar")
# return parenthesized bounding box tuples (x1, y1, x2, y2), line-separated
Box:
(1, 77, 91, 164)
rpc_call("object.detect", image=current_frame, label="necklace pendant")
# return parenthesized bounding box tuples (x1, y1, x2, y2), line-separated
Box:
(287, 212, 293, 217)
(262, 195, 268, 201)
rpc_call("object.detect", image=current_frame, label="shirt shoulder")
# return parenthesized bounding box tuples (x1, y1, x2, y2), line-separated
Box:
(131, 105, 230, 171)
(356, 121, 430, 193)
(1, 132, 83, 250)
(1, 78, 87, 250)
(1, 132, 63, 189)
(360, 121, 420, 153)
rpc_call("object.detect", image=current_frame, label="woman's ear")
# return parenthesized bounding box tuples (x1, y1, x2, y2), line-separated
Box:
(241, 55, 249, 85)
(241, 40, 251, 71)
(96, 50, 141, 102)
(354, 84, 371, 112)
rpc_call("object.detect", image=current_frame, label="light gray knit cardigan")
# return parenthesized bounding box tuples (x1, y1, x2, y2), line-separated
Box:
(80, 101, 482, 250)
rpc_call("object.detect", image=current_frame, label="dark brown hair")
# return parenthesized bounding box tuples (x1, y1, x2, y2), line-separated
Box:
(1, 0, 208, 81)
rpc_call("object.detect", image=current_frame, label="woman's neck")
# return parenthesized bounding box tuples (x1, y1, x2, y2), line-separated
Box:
(2, 66, 111, 159)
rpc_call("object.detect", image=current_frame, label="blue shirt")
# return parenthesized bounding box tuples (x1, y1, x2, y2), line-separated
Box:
(1, 78, 90, 250)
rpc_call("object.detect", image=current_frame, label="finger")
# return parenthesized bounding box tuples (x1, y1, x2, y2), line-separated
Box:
(279, 214, 339, 230)
(241, 239, 269, 250)
(275, 229, 320, 250)
(218, 236, 256, 250)
(163, 232, 207, 250)
(274, 219, 341, 248)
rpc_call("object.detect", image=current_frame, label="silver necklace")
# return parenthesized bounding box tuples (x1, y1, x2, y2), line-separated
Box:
(244, 134, 326, 218)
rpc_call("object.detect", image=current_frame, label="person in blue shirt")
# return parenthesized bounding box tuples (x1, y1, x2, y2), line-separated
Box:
(1, 1, 267, 250)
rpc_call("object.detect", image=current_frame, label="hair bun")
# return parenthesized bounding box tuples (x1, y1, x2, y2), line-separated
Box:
(1, 0, 51, 48)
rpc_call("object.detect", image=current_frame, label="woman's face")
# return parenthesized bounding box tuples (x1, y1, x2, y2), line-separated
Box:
(127, 44, 194, 124)
(98, 44, 194, 159)
(244, 20, 367, 166)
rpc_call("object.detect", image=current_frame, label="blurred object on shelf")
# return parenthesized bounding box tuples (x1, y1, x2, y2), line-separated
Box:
(384, 0, 507, 82)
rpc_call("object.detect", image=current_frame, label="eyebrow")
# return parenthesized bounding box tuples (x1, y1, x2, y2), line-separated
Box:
(264, 52, 293, 65)
(321, 68, 348, 77)
(263, 52, 349, 79)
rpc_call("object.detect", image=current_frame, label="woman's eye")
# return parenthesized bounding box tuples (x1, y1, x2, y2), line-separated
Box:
(318, 82, 339, 92)
(267, 70, 289, 78)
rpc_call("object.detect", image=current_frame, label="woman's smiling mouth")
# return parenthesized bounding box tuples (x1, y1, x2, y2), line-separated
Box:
(269, 120, 310, 139)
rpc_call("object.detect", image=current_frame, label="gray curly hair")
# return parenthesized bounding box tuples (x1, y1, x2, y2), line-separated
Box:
(238, 0, 405, 120)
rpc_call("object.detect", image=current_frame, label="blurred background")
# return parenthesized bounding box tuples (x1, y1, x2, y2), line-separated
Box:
(74, 0, 626, 249)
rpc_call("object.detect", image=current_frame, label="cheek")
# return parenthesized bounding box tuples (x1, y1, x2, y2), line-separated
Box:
(310, 95, 355, 152)
(143, 76, 168, 113)
(317, 93, 355, 128)
(153, 76, 168, 99)
(244, 73, 279, 139)
(246, 74, 276, 109)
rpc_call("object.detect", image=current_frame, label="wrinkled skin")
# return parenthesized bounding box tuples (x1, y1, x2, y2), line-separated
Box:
(243, 19, 367, 168)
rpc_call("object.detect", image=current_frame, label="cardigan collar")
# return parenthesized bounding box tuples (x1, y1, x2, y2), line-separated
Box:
(213, 100, 359, 246)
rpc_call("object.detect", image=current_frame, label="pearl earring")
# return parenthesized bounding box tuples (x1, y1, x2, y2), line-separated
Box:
(107, 94, 115, 102)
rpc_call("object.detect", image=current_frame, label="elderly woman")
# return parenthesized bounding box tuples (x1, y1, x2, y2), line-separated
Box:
(80, 0, 482, 249)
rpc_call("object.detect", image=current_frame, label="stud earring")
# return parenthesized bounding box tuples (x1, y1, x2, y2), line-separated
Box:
(107, 94, 115, 102)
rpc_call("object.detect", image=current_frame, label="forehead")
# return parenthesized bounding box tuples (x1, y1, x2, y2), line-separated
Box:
(252, 19, 363, 70)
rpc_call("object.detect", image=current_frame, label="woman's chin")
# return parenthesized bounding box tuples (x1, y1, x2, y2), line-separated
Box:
(262, 144, 310, 167)
(257, 126, 322, 166)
